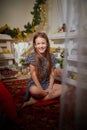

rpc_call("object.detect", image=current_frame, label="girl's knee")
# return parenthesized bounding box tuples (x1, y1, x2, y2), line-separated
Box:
(29, 86, 37, 94)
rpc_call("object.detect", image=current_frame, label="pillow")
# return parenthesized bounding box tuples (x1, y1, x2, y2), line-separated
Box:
(0, 80, 17, 120)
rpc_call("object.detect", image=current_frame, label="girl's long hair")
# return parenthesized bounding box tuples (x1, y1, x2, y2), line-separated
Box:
(33, 32, 52, 80)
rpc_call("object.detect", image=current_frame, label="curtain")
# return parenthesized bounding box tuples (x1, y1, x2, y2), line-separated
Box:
(56, 0, 67, 25)
(59, 0, 87, 129)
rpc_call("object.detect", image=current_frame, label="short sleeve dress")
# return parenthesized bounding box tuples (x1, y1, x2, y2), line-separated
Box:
(24, 52, 58, 101)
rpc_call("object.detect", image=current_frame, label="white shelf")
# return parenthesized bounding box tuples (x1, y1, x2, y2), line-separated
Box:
(67, 55, 87, 63)
(67, 65, 87, 75)
(0, 35, 14, 67)
(67, 65, 77, 72)
(0, 43, 8, 47)
(66, 78, 77, 86)
(48, 32, 78, 40)
(67, 55, 77, 61)
(48, 32, 66, 39)
(0, 34, 12, 41)
(0, 54, 14, 60)
(66, 78, 87, 89)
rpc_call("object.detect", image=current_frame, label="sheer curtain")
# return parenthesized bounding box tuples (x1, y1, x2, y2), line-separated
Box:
(56, 0, 67, 26)
(59, 0, 87, 129)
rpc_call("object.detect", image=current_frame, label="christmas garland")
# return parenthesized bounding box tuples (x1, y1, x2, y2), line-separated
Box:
(0, 0, 47, 41)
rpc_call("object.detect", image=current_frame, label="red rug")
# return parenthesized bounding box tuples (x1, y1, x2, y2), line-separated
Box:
(2, 80, 61, 130)
(34, 99, 60, 106)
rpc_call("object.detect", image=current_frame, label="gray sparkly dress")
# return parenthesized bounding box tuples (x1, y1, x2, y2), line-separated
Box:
(24, 52, 58, 101)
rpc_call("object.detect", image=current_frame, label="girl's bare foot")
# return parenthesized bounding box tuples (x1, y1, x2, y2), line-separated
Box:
(21, 101, 30, 108)
(21, 97, 37, 108)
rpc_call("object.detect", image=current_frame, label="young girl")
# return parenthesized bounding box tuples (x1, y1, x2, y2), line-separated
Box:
(22, 32, 62, 107)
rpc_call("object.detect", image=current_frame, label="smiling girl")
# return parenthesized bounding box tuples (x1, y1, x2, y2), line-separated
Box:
(22, 32, 62, 107)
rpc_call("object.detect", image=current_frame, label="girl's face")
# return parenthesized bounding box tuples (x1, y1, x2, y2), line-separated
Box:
(35, 37, 47, 55)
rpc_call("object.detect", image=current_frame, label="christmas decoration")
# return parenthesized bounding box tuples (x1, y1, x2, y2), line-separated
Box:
(0, 0, 47, 42)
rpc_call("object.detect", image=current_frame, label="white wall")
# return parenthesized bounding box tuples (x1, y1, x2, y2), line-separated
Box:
(0, 0, 34, 30)
(0, 0, 66, 34)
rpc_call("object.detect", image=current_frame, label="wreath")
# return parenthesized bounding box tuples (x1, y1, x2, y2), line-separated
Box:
(0, 0, 47, 41)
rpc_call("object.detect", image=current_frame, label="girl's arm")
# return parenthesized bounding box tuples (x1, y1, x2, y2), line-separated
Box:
(48, 67, 55, 89)
(30, 64, 42, 89)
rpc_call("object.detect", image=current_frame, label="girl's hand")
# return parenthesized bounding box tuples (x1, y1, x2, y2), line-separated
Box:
(41, 89, 49, 96)
(47, 87, 53, 97)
